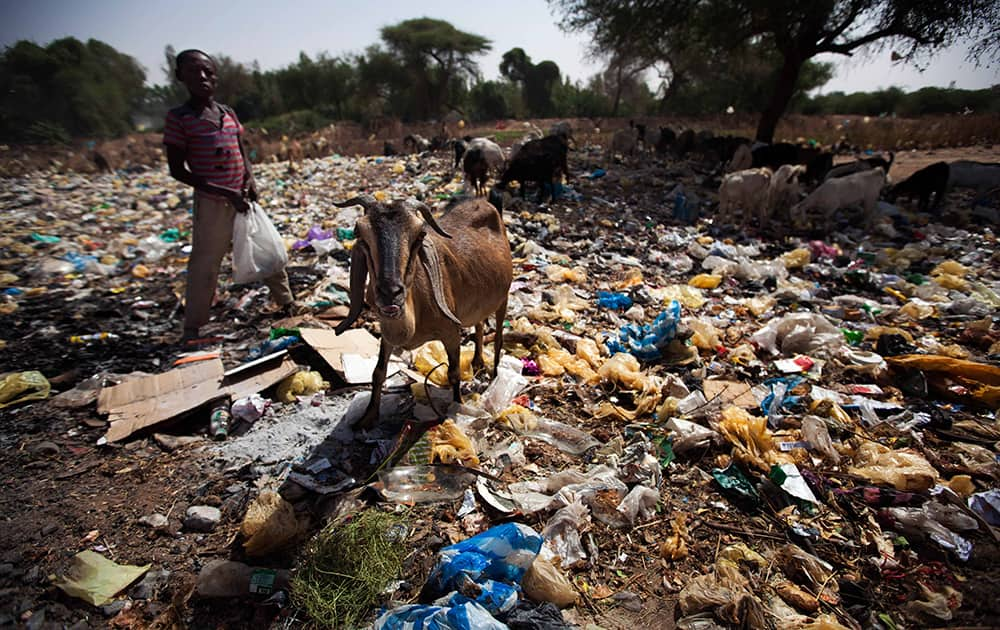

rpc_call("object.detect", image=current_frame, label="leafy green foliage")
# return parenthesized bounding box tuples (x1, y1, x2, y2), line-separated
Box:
(500, 48, 562, 117)
(0, 38, 146, 142)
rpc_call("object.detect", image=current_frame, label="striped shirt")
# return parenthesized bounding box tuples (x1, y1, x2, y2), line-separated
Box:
(163, 103, 245, 192)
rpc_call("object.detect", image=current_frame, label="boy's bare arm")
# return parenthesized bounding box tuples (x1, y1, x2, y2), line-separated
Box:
(166, 145, 249, 211)
(237, 134, 257, 201)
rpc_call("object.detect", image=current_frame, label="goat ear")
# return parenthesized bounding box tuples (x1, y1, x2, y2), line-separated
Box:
(406, 199, 452, 239)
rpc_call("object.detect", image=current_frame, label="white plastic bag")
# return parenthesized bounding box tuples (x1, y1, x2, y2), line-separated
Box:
(232, 203, 288, 283)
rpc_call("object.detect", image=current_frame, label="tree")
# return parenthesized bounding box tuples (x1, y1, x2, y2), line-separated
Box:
(500, 48, 562, 117)
(379, 18, 490, 119)
(0, 37, 145, 142)
(551, 0, 1000, 142)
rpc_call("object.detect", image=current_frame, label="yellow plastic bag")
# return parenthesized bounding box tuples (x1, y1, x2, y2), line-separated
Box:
(496, 404, 538, 431)
(689, 273, 722, 289)
(54, 551, 150, 606)
(688, 319, 722, 350)
(276, 371, 329, 403)
(541, 347, 598, 383)
(931, 260, 968, 277)
(597, 353, 647, 390)
(718, 406, 788, 472)
(545, 264, 587, 283)
(0, 371, 51, 409)
(649, 284, 706, 309)
(522, 557, 577, 607)
(886, 354, 1000, 408)
(747, 296, 776, 316)
(575, 338, 603, 369)
(659, 513, 688, 560)
(781, 248, 811, 270)
(413, 341, 488, 387)
(241, 490, 305, 556)
(614, 268, 643, 290)
(427, 419, 479, 466)
(849, 442, 939, 492)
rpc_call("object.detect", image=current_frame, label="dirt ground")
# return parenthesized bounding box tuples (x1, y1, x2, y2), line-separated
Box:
(1, 134, 999, 630)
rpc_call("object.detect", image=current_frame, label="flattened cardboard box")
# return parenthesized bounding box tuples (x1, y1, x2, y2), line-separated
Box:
(98, 354, 298, 443)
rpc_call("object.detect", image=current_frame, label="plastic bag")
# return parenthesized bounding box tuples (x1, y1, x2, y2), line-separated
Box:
(903, 584, 962, 621)
(648, 285, 706, 309)
(54, 551, 151, 606)
(616, 485, 660, 525)
(481, 360, 528, 416)
(542, 499, 590, 568)
(660, 513, 689, 560)
(665, 418, 717, 452)
(374, 601, 508, 630)
(800, 416, 840, 464)
(718, 406, 787, 472)
(688, 274, 722, 289)
(688, 318, 722, 350)
(428, 420, 480, 467)
(885, 354, 1000, 408)
(597, 353, 648, 391)
(232, 203, 288, 284)
(521, 557, 577, 608)
(413, 341, 486, 387)
(849, 443, 939, 492)
(0, 371, 51, 408)
(240, 490, 305, 556)
(276, 371, 328, 403)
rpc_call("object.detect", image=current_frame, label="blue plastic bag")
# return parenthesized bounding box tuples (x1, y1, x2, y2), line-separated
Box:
(605, 301, 681, 361)
(373, 601, 508, 630)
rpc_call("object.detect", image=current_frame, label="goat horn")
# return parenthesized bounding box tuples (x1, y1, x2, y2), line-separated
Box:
(334, 194, 377, 213)
(407, 199, 452, 239)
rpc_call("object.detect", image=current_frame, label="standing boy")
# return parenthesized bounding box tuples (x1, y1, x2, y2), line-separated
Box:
(163, 49, 293, 344)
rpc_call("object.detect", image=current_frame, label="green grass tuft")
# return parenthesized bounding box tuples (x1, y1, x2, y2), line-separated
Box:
(291, 510, 407, 629)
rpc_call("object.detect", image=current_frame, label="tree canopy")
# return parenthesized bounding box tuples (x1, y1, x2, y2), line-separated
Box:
(551, 0, 1000, 141)
(0, 37, 146, 142)
(500, 48, 562, 117)
(379, 18, 491, 119)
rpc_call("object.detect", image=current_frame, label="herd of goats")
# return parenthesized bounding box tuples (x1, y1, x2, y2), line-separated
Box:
(387, 120, 998, 236)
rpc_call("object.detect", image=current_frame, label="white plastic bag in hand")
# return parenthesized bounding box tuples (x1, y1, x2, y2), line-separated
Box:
(232, 203, 288, 283)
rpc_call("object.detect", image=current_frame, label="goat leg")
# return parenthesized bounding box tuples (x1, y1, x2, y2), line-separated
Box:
(443, 333, 463, 404)
(472, 322, 485, 373)
(492, 298, 508, 378)
(357, 340, 393, 430)
(335, 243, 368, 335)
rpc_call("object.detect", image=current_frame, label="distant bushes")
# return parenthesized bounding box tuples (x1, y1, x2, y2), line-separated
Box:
(798, 86, 1000, 117)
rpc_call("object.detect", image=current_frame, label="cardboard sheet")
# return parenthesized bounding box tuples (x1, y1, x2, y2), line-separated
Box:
(299, 328, 383, 382)
(703, 379, 757, 409)
(99, 355, 298, 443)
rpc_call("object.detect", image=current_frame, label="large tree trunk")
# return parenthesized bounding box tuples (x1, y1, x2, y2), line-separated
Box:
(756, 52, 805, 143)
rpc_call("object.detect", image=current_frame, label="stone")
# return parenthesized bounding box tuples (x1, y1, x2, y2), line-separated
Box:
(183, 506, 221, 532)
(28, 441, 59, 457)
(138, 513, 169, 530)
(131, 569, 170, 600)
(100, 600, 128, 617)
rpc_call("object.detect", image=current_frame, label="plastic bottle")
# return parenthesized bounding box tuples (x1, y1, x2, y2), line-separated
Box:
(209, 399, 231, 440)
(247, 335, 299, 360)
(69, 332, 120, 344)
(195, 560, 290, 597)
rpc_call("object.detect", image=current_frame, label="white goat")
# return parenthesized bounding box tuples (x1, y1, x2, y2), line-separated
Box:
(793, 167, 886, 231)
(718, 167, 772, 227)
(765, 164, 807, 229)
(466, 137, 505, 172)
(726, 144, 752, 173)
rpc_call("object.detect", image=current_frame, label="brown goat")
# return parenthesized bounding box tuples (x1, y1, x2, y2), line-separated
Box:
(333, 195, 513, 429)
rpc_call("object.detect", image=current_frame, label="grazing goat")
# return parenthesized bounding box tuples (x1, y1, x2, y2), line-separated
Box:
(383, 142, 399, 156)
(466, 137, 505, 172)
(718, 167, 773, 227)
(672, 128, 696, 158)
(766, 164, 807, 230)
(549, 121, 574, 146)
(793, 167, 886, 231)
(887, 162, 949, 213)
(752, 143, 833, 183)
(824, 152, 894, 181)
(403, 134, 431, 153)
(452, 137, 469, 170)
(726, 144, 753, 173)
(607, 128, 640, 161)
(463, 148, 489, 196)
(333, 195, 513, 429)
(655, 127, 676, 156)
(500, 140, 564, 202)
(948, 161, 1000, 201)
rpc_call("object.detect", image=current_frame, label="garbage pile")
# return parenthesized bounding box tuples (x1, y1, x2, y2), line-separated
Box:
(1, 144, 1000, 629)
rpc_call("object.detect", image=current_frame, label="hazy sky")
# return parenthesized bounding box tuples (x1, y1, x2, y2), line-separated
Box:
(2, 0, 997, 96)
